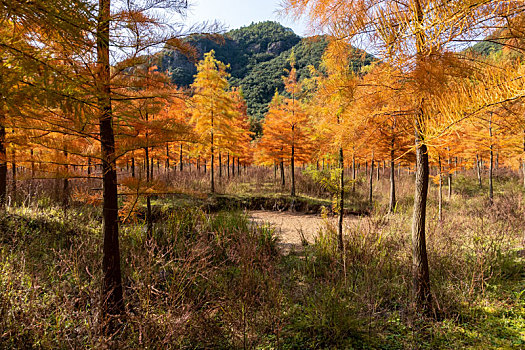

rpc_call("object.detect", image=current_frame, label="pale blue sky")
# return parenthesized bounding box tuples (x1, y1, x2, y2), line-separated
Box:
(185, 0, 308, 36)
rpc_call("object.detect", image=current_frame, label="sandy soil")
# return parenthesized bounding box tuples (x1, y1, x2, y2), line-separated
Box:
(250, 210, 354, 254)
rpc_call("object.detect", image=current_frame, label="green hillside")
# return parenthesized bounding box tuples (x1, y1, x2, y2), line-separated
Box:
(158, 21, 374, 121)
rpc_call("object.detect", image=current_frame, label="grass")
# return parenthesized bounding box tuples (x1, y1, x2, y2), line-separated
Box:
(0, 167, 524, 348)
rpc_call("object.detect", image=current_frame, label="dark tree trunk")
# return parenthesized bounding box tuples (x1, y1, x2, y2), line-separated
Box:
(338, 147, 344, 251)
(97, 0, 124, 331)
(447, 150, 452, 200)
(11, 148, 15, 201)
(489, 115, 494, 204)
(411, 112, 432, 313)
(131, 157, 135, 178)
(438, 156, 442, 221)
(180, 144, 183, 172)
(166, 143, 170, 172)
(352, 153, 356, 194)
(280, 159, 285, 187)
(227, 152, 230, 178)
(63, 149, 69, 208)
(150, 157, 154, 180)
(389, 147, 396, 213)
(291, 143, 296, 197)
(219, 152, 222, 178)
(145, 148, 152, 241)
(0, 82, 6, 207)
(368, 154, 374, 204)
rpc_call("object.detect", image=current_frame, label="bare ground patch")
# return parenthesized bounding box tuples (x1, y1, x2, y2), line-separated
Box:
(250, 210, 357, 254)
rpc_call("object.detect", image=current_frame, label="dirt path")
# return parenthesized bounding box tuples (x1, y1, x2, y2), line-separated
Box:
(250, 210, 356, 254)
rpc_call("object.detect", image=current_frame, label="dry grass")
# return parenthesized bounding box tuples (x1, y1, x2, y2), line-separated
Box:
(0, 166, 524, 348)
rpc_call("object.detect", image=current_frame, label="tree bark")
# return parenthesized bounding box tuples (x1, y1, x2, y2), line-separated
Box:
(338, 147, 344, 251)
(219, 152, 222, 178)
(438, 156, 442, 222)
(489, 114, 494, 204)
(352, 153, 356, 194)
(368, 154, 374, 204)
(179, 144, 183, 172)
(97, 0, 124, 332)
(11, 148, 15, 202)
(291, 142, 296, 197)
(210, 111, 215, 193)
(476, 154, 482, 188)
(389, 147, 396, 213)
(63, 149, 69, 208)
(411, 107, 432, 313)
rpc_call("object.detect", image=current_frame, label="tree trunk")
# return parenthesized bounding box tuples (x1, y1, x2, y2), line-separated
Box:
(227, 152, 230, 178)
(280, 159, 285, 187)
(179, 144, 183, 172)
(97, 0, 124, 332)
(389, 147, 396, 213)
(219, 152, 222, 178)
(291, 143, 296, 197)
(338, 147, 344, 251)
(166, 143, 170, 175)
(63, 149, 69, 208)
(368, 154, 374, 204)
(489, 115, 494, 204)
(211, 110, 215, 193)
(352, 153, 356, 194)
(447, 149, 452, 200)
(411, 111, 432, 313)
(11, 148, 16, 201)
(145, 148, 152, 241)
(476, 154, 482, 188)
(438, 156, 442, 221)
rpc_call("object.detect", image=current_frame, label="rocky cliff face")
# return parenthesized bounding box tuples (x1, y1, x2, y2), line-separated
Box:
(156, 21, 373, 121)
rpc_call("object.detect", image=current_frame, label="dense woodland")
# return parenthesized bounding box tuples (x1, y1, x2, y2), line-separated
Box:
(1, 0, 525, 349)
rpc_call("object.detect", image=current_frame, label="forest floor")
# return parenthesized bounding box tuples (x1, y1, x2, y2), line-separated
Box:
(249, 210, 358, 254)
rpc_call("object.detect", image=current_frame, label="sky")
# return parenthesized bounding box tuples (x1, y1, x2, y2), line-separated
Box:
(184, 0, 309, 36)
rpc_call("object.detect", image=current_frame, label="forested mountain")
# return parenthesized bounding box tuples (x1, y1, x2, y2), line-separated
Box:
(158, 21, 374, 120)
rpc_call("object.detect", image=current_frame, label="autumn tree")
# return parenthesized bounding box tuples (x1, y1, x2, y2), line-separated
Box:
(283, 0, 521, 313)
(189, 50, 240, 194)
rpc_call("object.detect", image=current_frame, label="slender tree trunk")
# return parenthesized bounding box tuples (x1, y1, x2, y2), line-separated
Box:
(131, 157, 135, 178)
(97, 0, 123, 331)
(145, 147, 153, 242)
(219, 152, 222, 178)
(231, 156, 235, 177)
(150, 157, 154, 180)
(291, 142, 296, 197)
(0, 81, 6, 207)
(11, 148, 16, 201)
(489, 115, 494, 204)
(30, 149, 35, 180)
(352, 153, 356, 194)
(447, 149, 452, 200)
(63, 149, 69, 208)
(411, 107, 432, 313)
(438, 156, 443, 222)
(280, 159, 285, 187)
(179, 144, 183, 172)
(368, 154, 374, 204)
(227, 152, 230, 178)
(211, 111, 215, 194)
(338, 147, 344, 251)
(389, 147, 396, 213)
(166, 143, 170, 174)
(476, 154, 482, 188)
